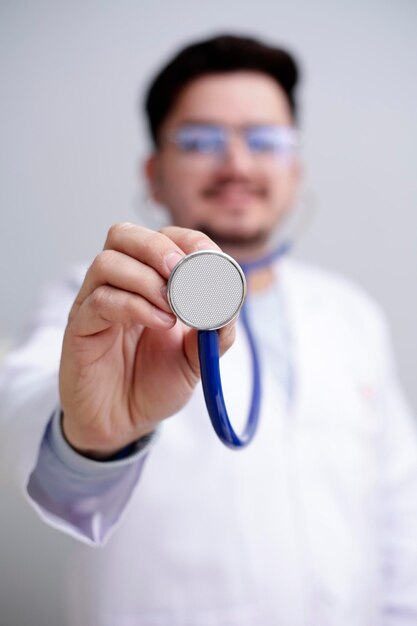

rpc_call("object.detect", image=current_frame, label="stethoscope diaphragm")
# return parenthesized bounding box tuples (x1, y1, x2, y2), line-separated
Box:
(167, 250, 246, 331)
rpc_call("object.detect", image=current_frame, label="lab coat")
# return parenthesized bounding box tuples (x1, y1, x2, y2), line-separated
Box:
(1, 256, 416, 626)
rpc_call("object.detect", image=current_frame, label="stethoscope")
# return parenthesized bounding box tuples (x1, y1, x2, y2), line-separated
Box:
(167, 240, 292, 449)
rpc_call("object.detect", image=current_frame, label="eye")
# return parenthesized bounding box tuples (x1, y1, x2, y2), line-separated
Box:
(174, 126, 225, 153)
(246, 127, 298, 154)
(246, 128, 277, 153)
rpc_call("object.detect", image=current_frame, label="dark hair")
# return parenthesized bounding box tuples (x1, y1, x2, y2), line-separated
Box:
(144, 34, 301, 146)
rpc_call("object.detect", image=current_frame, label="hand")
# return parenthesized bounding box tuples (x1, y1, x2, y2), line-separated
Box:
(59, 223, 237, 459)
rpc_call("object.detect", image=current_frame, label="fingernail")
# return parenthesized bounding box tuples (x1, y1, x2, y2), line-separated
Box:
(160, 284, 168, 301)
(165, 251, 184, 272)
(154, 306, 176, 325)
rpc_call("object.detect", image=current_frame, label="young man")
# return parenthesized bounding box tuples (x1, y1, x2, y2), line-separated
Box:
(1, 34, 416, 625)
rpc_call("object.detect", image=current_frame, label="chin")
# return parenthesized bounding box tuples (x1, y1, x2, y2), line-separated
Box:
(196, 221, 271, 249)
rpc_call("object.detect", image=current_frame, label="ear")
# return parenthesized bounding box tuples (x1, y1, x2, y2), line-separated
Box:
(144, 154, 163, 203)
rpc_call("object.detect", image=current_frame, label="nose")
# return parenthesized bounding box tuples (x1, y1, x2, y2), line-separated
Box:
(217, 131, 254, 176)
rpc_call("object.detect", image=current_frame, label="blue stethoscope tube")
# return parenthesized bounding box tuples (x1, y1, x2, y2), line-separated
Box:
(198, 240, 292, 449)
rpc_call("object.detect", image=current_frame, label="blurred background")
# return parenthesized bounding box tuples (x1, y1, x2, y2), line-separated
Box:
(0, 1, 416, 624)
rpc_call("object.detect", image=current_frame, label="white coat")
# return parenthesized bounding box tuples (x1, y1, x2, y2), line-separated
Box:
(1, 256, 416, 626)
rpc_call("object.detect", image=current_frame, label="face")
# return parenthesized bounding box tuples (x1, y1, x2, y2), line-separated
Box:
(145, 71, 302, 255)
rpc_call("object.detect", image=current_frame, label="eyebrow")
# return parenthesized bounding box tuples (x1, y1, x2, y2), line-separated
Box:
(174, 119, 225, 127)
(174, 119, 289, 128)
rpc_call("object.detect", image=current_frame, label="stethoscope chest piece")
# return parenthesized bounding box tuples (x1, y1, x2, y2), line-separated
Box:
(167, 250, 246, 331)
(166, 241, 291, 449)
(167, 249, 261, 450)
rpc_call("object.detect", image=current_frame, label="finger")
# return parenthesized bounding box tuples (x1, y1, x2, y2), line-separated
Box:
(159, 226, 221, 257)
(103, 223, 221, 285)
(74, 249, 171, 310)
(103, 222, 188, 280)
(70, 285, 176, 337)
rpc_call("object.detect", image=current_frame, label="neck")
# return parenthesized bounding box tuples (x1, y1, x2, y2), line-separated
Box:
(246, 265, 275, 294)
(222, 241, 277, 295)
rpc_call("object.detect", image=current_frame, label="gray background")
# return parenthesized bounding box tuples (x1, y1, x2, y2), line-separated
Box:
(0, 1, 416, 625)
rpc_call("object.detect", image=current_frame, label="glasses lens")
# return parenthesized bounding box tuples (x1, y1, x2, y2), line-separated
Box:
(173, 125, 226, 154)
(245, 126, 298, 154)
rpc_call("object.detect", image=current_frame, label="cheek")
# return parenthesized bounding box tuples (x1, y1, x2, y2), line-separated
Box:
(159, 161, 188, 199)
(159, 163, 208, 224)
(269, 166, 297, 204)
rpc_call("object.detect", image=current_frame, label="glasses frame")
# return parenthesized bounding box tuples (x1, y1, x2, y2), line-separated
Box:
(163, 123, 302, 158)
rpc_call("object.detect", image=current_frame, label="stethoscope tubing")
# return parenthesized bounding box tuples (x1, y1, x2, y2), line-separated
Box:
(198, 239, 292, 449)
(197, 301, 261, 448)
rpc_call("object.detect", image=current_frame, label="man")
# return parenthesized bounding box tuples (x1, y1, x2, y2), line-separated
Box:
(1, 34, 417, 625)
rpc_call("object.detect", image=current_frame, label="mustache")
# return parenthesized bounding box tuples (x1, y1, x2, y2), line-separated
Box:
(201, 177, 267, 198)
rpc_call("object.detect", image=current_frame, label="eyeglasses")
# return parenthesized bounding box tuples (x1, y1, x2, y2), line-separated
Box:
(165, 123, 300, 158)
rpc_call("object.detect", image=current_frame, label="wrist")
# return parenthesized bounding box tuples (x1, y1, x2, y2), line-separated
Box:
(61, 411, 155, 461)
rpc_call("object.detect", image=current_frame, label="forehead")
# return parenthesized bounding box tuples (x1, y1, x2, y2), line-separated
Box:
(161, 71, 293, 129)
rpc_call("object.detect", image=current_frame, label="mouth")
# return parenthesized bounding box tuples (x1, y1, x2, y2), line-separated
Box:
(202, 183, 266, 208)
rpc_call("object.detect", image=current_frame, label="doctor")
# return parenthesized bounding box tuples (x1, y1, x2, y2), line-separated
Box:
(1, 34, 417, 625)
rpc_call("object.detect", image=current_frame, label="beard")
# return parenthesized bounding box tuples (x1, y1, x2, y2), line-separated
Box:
(194, 222, 272, 250)
(195, 176, 278, 250)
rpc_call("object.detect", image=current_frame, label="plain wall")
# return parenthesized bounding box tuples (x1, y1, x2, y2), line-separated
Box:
(0, 1, 416, 625)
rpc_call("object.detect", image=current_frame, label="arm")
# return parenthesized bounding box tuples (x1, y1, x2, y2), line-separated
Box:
(0, 225, 236, 545)
(27, 406, 158, 546)
(0, 266, 84, 493)
(377, 319, 417, 623)
(0, 268, 155, 545)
